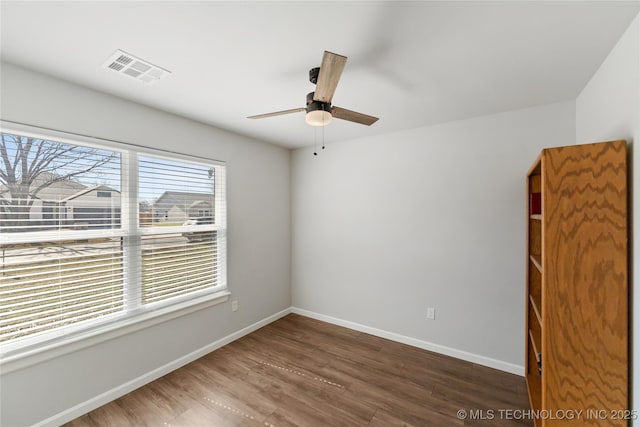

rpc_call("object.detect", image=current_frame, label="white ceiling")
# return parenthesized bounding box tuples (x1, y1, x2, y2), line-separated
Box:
(1, 1, 639, 149)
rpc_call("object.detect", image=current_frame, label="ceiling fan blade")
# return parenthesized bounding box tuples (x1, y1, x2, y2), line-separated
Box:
(247, 108, 306, 119)
(332, 106, 379, 126)
(313, 51, 347, 103)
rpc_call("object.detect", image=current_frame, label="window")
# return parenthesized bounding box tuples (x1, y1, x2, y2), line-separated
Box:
(0, 126, 227, 352)
(138, 155, 224, 304)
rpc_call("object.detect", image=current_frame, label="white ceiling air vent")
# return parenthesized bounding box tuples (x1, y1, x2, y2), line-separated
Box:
(103, 50, 171, 84)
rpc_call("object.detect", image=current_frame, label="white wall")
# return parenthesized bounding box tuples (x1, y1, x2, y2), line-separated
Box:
(0, 62, 291, 427)
(575, 13, 640, 424)
(291, 101, 575, 371)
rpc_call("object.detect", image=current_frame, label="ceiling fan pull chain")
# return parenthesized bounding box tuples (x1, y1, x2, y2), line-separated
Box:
(313, 126, 318, 156)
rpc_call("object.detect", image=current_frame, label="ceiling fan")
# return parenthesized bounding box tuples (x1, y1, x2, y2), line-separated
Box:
(248, 51, 379, 127)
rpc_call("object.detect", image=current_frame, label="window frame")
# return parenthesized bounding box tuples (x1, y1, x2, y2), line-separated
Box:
(0, 122, 228, 366)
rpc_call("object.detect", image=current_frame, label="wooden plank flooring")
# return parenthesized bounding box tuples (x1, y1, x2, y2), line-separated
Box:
(65, 314, 532, 426)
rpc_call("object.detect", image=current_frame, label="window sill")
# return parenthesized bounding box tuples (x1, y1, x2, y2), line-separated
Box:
(0, 291, 230, 374)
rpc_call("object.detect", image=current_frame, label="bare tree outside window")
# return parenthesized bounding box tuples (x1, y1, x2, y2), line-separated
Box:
(0, 133, 120, 232)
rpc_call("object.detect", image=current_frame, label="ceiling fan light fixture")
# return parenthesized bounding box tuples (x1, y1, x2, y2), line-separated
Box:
(305, 100, 332, 126)
(305, 109, 332, 126)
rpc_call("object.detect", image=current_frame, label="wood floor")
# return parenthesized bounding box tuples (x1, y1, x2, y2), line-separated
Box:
(65, 314, 532, 426)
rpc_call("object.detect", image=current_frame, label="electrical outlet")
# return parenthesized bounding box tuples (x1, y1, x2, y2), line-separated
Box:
(232, 300, 238, 312)
(426, 307, 435, 320)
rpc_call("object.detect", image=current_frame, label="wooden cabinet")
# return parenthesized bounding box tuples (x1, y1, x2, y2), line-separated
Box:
(525, 140, 628, 426)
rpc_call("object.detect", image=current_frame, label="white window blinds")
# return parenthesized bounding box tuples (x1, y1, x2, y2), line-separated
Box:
(0, 128, 226, 349)
(0, 239, 124, 342)
(138, 155, 226, 305)
(141, 232, 219, 304)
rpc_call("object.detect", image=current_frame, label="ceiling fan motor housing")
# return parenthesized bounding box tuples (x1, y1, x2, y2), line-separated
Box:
(306, 91, 332, 113)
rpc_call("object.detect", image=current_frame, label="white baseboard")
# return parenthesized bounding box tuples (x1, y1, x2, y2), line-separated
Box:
(35, 308, 292, 427)
(291, 307, 524, 376)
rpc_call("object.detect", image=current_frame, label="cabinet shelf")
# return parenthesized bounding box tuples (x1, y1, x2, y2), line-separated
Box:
(528, 330, 542, 376)
(529, 294, 542, 327)
(529, 254, 542, 273)
(530, 214, 542, 220)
